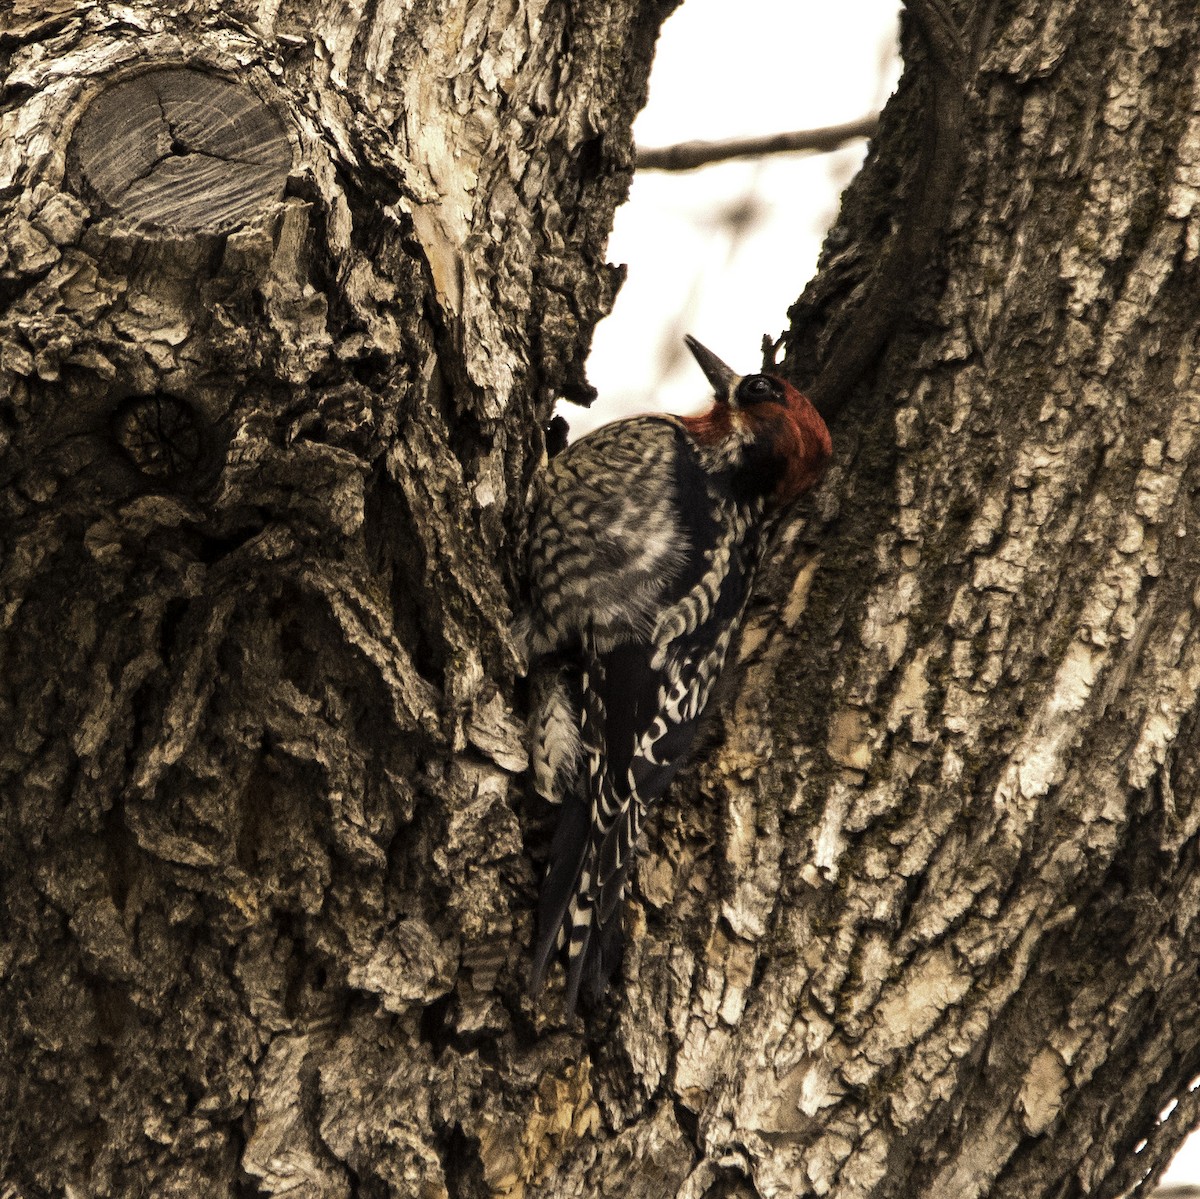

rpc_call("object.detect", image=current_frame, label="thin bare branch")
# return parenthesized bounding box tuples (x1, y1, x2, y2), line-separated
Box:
(635, 115, 879, 172)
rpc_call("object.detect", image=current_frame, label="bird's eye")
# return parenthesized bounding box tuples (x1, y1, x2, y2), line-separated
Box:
(738, 375, 779, 404)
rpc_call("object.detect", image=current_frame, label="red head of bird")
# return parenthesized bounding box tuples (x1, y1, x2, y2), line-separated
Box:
(679, 335, 832, 504)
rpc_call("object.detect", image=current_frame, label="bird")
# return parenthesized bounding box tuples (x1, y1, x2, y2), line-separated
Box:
(524, 336, 832, 1014)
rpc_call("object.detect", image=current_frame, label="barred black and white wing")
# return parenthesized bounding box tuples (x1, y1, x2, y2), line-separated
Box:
(525, 417, 694, 656)
(528, 419, 762, 1011)
(526, 336, 832, 1013)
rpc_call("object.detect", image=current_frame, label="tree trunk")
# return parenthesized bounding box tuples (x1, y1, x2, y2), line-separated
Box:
(3, 1, 1200, 1198)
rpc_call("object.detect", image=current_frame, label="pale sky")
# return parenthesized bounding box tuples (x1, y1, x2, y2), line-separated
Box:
(582, 0, 1200, 1183)
(579, 0, 901, 435)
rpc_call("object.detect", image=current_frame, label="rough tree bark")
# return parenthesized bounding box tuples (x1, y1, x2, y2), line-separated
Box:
(3, 0, 1200, 1197)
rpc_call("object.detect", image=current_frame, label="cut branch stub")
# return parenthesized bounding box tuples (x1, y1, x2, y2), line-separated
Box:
(112, 393, 212, 487)
(69, 67, 292, 233)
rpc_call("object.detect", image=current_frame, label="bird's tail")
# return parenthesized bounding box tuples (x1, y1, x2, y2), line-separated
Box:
(529, 769, 591, 1000)
(529, 769, 634, 1015)
(530, 651, 638, 1014)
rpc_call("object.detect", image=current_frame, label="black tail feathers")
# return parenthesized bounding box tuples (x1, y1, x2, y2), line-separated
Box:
(529, 781, 628, 1017)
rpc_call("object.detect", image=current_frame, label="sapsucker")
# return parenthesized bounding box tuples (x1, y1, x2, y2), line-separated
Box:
(525, 336, 832, 1014)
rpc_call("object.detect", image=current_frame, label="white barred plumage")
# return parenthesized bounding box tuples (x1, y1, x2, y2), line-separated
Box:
(526, 337, 832, 1014)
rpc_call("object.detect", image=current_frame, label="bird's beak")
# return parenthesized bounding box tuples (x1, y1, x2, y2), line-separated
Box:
(684, 335, 740, 404)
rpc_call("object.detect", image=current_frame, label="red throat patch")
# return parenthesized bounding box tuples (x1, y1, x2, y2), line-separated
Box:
(679, 402, 733, 446)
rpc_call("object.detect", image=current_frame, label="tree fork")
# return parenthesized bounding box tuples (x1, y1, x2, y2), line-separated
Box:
(5, 3, 1200, 1199)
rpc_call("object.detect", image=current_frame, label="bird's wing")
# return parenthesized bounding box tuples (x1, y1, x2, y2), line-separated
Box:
(533, 476, 760, 1012)
(527, 417, 695, 654)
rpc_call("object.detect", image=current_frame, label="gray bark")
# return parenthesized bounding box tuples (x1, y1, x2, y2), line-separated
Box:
(3, 1, 1200, 1198)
